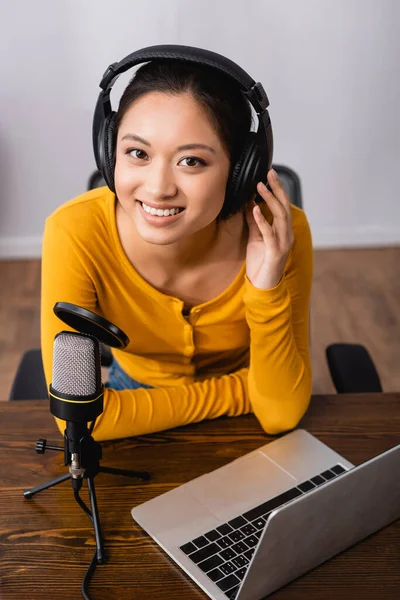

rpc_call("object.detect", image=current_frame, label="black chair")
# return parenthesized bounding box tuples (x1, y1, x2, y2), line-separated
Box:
(87, 170, 106, 190)
(273, 164, 302, 209)
(326, 343, 383, 394)
(9, 349, 49, 401)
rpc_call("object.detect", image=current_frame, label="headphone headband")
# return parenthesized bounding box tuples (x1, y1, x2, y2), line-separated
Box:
(99, 44, 270, 114)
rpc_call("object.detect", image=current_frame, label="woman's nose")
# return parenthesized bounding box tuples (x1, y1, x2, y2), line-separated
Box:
(144, 161, 178, 200)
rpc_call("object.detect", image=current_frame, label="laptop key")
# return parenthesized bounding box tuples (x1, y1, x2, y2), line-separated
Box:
(215, 573, 241, 592)
(297, 480, 315, 493)
(254, 530, 262, 539)
(217, 535, 233, 549)
(244, 534, 259, 548)
(192, 535, 209, 549)
(263, 512, 272, 521)
(252, 517, 266, 530)
(229, 530, 245, 542)
(220, 561, 236, 575)
(188, 542, 220, 564)
(235, 566, 248, 580)
(180, 541, 197, 555)
(217, 523, 234, 535)
(244, 548, 255, 560)
(243, 487, 302, 522)
(331, 464, 346, 475)
(207, 567, 224, 583)
(204, 529, 221, 542)
(310, 474, 325, 486)
(228, 586, 240, 599)
(220, 548, 236, 561)
(320, 469, 335, 480)
(232, 555, 248, 569)
(228, 516, 247, 529)
(232, 541, 248, 554)
(241, 523, 256, 536)
(197, 554, 224, 573)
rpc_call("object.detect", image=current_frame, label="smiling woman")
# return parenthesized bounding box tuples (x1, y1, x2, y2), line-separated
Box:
(114, 90, 234, 262)
(40, 45, 313, 442)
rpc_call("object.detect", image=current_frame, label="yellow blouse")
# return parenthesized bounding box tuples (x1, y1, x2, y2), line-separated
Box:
(41, 186, 313, 441)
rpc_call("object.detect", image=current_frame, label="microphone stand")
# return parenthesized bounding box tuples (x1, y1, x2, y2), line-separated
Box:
(23, 418, 150, 599)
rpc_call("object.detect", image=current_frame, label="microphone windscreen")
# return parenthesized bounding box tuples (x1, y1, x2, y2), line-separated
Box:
(52, 333, 101, 396)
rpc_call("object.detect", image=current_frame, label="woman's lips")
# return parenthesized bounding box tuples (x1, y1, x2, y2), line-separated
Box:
(137, 200, 185, 227)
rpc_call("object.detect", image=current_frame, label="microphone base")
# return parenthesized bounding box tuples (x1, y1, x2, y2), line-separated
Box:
(23, 464, 151, 499)
(23, 472, 72, 498)
(23, 424, 151, 599)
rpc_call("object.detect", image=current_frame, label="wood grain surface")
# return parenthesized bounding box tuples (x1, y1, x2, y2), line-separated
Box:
(1, 393, 399, 599)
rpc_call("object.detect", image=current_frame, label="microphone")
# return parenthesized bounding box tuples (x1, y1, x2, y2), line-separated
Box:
(50, 331, 104, 421)
(49, 331, 104, 487)
(23, 307, 150, 599)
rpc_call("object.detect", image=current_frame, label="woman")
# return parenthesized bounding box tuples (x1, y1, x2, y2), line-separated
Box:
(41, 56, 313, 441)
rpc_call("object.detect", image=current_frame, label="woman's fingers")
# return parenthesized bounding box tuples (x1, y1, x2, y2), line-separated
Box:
(255, 171, 294, 247)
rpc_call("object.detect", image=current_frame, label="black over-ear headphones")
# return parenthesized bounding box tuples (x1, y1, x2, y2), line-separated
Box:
(93, 44, 273, 209)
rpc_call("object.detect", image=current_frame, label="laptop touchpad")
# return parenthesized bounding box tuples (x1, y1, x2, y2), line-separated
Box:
(184, 451, 296, 521)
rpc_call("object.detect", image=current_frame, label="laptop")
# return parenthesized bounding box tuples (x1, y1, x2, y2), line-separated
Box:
(131, 429, 400, 599)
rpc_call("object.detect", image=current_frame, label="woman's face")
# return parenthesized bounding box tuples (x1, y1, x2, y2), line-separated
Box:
(114, 91, 231, 246)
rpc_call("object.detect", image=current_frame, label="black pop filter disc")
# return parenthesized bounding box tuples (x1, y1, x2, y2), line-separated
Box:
(53, 302, 129, 349)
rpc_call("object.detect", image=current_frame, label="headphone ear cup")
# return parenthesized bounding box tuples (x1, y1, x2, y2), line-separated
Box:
(101, 112, 116, 192)
(226, 132, 266, 209)
(95, 112, 116, 192)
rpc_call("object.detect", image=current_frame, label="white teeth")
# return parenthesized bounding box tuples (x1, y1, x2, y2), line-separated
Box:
(141, 202, 183, 217)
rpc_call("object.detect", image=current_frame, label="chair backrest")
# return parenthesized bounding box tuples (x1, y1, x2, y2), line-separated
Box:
(326, 343, 383, 394)
(272, 164, 303, 209)
(88, 170, 106, 190)
(271, 165, 309, 351)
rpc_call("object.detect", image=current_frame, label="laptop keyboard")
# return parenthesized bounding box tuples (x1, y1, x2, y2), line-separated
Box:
(179, 463, 347, 599)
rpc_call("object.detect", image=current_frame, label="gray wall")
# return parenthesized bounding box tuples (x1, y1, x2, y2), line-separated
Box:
(1, 0, 399, 258)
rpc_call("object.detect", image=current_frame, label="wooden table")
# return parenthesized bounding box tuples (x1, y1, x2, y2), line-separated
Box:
(1, 393, 399, 599)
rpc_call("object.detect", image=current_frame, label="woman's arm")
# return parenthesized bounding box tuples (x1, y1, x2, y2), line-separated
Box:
(243, 211, 313, 434)
(72, 370, 251, 441)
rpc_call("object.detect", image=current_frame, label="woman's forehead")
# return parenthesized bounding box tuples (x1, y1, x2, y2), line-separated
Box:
(119, 92, 218, 138)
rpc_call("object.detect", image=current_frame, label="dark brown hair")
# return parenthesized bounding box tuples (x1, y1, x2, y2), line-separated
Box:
(114, 59, 253, 221)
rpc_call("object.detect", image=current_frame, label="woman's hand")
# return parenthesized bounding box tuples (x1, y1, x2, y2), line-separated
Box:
(245, 168, 294, 290)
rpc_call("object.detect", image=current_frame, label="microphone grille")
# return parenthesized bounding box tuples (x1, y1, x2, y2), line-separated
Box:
(52, 333, 100, 396)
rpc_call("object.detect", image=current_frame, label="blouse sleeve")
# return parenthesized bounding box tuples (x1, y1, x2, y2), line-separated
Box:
(243, 212, 313, 434)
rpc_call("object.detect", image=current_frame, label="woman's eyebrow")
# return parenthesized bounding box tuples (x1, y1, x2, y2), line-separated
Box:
(120, 133, 216, 154)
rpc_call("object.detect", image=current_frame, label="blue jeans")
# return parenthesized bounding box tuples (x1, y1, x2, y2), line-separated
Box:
(104, 359, 154, 391)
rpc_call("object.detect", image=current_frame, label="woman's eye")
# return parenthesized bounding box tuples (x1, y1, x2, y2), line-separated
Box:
(180, 157, 206, 167)
(127, 148, 147, 160)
